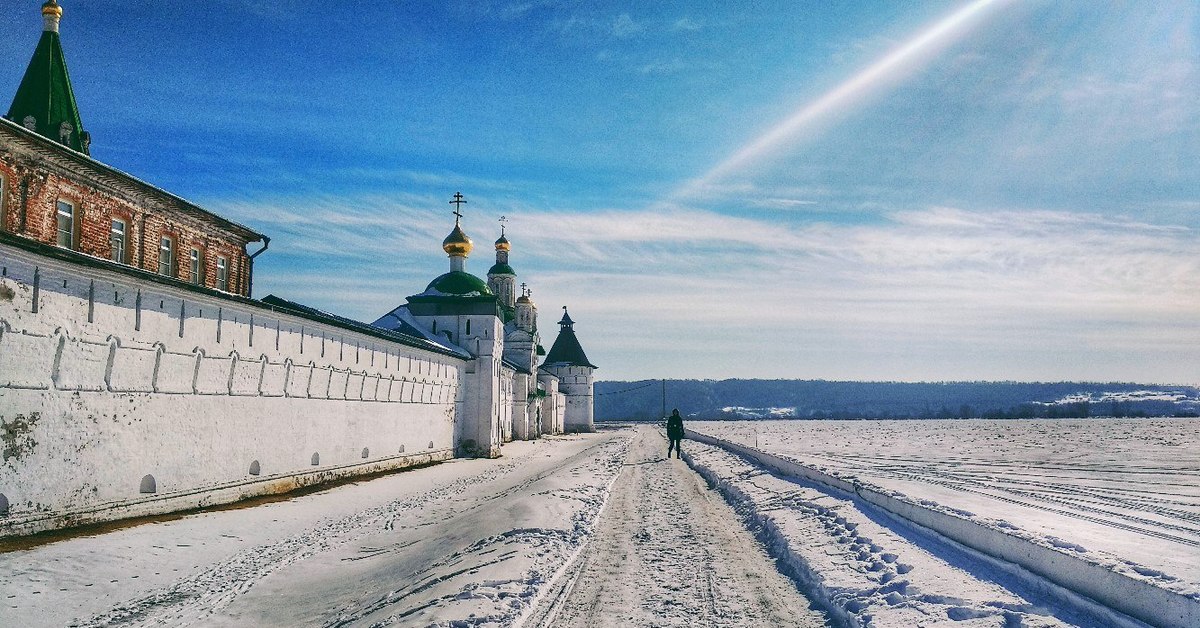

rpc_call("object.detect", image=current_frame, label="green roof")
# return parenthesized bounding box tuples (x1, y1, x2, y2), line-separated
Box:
(488, 262, 516, 276)
(6, 23, 88, 154)
(421, 271, 494, 297)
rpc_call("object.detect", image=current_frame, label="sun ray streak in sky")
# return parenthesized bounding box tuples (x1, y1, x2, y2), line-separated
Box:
(675, 0, 1009, 200)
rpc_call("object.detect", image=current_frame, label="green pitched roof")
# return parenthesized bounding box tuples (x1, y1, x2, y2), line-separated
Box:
(6, 11, 88, 154)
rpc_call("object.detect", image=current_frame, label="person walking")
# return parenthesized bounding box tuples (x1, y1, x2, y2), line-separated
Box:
(666, 408, 684, 459)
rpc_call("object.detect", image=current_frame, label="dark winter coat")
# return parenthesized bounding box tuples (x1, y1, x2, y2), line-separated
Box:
(666, 413, 684, 440)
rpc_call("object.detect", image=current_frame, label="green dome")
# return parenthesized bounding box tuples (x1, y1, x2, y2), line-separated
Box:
(423, 271, 493, 297)
(488, 262, 516, 276)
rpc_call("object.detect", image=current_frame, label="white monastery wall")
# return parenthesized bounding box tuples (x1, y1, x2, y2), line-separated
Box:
(537, 372, 564, 435)
(0, 243, 463, 537)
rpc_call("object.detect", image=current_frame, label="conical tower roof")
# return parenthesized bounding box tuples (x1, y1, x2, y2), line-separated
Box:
(543, 307, 596, 368)
(6, 1, 89, 155)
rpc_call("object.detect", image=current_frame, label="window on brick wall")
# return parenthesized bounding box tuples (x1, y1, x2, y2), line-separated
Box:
(189, 248, 203, 284)
(158, 236, 174, 276)
(216, 256, 229, 291)
(56, 200, 76, 248)
(110, 219, 127, 263)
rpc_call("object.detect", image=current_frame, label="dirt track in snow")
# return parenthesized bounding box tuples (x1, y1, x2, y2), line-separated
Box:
(539, 427, 828, 628)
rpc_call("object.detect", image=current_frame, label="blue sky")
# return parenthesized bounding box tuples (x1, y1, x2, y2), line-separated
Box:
(3, 1, 1198, 382)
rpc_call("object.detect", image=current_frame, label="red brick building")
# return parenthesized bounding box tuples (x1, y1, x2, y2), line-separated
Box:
(1, 1, 266, 296)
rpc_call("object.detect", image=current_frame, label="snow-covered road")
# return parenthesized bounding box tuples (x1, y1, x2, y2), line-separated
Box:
(2, 432, 631, 627)
(534, 427, 826, 628)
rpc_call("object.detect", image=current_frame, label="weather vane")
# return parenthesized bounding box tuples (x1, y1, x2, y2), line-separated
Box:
(450, 192, 466, 222)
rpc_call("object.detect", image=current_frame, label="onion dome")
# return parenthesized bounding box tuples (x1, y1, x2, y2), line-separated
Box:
(442, 223, 473, 257)
(43, 1, 62, 19)
(516, 294, 532, 304)
(495, 233, 511, 252)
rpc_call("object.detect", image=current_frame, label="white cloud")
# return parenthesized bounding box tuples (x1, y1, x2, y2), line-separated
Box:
(672, 17, 702, 32)
(638, 58, 687, 76)
(611, 13, 644, 38)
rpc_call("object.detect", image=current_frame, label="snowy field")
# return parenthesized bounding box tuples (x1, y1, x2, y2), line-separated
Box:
(692, 419, 1200, 601)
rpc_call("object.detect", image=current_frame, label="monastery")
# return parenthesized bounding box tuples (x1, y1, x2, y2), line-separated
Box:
(0, 1, 595, 537)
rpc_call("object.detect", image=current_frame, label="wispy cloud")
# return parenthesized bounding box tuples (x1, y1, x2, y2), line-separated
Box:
(638, 59, 688, 75)
(612, 13, 645, 38)
(221, 183, 1200, 381)
(672, 17, 702, 32)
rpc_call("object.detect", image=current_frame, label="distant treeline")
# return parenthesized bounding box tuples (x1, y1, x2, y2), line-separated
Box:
(593, 379, 1200, 421)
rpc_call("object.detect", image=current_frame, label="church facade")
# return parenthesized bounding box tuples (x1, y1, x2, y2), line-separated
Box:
(0, 1, 595, 538)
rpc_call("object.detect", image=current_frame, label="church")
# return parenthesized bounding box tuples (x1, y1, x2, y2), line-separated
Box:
(0, 1, 596, 537)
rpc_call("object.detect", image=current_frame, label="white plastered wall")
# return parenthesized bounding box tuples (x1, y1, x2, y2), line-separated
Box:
(0, 243, 463, 537)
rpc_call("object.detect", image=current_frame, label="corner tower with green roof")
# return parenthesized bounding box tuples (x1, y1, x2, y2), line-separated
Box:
(5, 1, 90, 155)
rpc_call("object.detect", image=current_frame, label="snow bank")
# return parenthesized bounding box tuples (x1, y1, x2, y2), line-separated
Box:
(686, 429, 1200, 628)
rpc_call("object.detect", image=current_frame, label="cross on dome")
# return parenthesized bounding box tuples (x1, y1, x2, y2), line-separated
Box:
(450, 192, 466, 223)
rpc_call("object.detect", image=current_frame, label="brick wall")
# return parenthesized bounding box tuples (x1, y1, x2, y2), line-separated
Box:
(0, 126, 260, 296)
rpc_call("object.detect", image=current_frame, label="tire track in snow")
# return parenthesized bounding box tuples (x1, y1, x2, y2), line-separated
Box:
(810, 452, 1200, 547)
(71, 437, 627, 628)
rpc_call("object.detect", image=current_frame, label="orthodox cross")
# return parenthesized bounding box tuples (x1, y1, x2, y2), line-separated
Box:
(498, 215, 508, 236)
(450, 192, 466, 222)
(521, 282, 528, 297)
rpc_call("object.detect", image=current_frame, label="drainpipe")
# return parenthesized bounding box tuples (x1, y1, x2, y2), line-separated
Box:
(245, 235, 270, 298)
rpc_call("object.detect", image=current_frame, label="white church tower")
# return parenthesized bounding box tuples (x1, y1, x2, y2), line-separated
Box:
(398, 193, 506, 457)
(487, 225, 517, 313)
(541, 307, 596, 432)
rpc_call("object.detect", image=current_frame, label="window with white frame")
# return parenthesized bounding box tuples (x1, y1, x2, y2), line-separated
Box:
(189, 248, 202, 284)
(56, 200, 75, 248)
(216, 256, 229, 291)
(158, 236, 174, 276)
(110, 219, 127, 263)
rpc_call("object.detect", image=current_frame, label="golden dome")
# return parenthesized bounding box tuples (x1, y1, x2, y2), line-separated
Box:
(495, 233, 511, 252)
(442, 223, 473, 257)
(42, 1, 62, 18)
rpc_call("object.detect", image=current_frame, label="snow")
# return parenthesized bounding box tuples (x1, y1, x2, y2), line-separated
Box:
(0, 433, 629, 627)
(690, 418, 1200, 626)
(532, 427, 825, 627)
(4, 420, 1196, 627)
